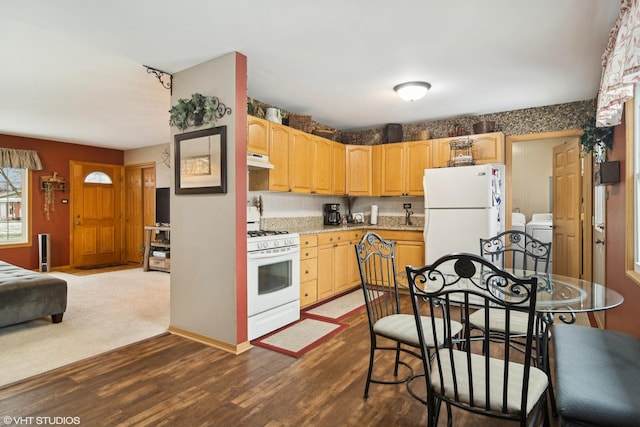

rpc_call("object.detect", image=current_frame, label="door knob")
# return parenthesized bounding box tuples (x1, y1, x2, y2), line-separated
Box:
(75, 221, 81, 225)
(595, 239, 605, 245)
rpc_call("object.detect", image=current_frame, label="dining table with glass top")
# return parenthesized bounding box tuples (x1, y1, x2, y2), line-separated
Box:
(397, 268, 625, 415)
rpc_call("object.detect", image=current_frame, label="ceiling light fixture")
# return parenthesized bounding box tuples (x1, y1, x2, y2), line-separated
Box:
(394, 81, 431, 101)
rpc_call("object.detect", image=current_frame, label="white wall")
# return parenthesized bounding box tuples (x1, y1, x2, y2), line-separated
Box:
(124, 143, 171, 188)
(512, 139, 564, 222)
(170, 52, 240, 345)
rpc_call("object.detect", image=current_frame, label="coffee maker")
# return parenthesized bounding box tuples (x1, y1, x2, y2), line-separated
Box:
(323, 203, 341, 226)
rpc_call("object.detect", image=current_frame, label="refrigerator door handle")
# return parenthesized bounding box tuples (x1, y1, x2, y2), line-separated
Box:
(424, 208, 430, 246)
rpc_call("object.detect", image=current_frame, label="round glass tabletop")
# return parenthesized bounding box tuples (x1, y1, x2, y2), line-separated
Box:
(526, 272, 624, 313)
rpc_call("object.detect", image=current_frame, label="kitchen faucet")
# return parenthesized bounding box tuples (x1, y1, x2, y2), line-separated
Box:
(405, 208, 414, 226)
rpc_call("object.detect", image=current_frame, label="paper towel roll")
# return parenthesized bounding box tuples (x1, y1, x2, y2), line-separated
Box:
(370, 205, 378, 225)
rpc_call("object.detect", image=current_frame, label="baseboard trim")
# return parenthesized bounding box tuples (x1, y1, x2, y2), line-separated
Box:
(168, 326, 252, 355)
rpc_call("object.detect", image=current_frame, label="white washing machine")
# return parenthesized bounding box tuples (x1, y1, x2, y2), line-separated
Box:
(526, 213, 553, 272)
(512, 212, 526, 233)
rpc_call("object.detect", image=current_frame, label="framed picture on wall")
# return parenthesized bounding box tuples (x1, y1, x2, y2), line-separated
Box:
(174, 125, 227, 194)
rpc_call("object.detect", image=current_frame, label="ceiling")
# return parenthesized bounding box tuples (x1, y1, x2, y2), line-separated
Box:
(0, 1, 620, 151)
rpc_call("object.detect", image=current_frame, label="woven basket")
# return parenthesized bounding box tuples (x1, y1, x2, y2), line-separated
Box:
(312, 129, 336, 140)
(473, 121, 495, 134)
(288, 114, 312, 132)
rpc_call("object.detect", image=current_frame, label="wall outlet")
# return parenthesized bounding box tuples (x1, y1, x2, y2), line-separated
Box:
(403, 203, 412, 209)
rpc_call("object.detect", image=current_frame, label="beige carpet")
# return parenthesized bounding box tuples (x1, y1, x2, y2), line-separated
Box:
(252, 317, 347, 357)
(303, 290, 366, 321)
(0, 268, 169, 388)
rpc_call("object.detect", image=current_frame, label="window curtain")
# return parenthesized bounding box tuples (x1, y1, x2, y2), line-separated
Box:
(0, 148, 43, 170)
(596, 0, 640, 127)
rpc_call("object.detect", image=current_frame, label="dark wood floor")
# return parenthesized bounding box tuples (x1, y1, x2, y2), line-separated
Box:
(0, 303, 560, 426)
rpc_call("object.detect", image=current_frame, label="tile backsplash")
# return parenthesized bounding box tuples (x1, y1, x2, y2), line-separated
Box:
(247, 191, 424, 220)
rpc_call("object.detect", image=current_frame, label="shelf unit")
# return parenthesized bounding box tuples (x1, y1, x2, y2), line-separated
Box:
(143, 225, 170, 272)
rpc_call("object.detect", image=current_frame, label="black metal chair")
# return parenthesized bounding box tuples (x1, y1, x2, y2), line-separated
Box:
(354, 232, 462, 400)
(471, 230, 552, 353)
(405, 253, 549, 427)
(479, 229, 551, 274)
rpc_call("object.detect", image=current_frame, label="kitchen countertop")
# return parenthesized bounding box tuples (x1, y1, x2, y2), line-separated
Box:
(300, 224, 423, 235)
(260, 215, 424, 235)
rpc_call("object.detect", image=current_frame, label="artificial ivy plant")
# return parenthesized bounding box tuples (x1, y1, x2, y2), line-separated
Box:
(580, 116, 613, 157)
(169, 93, 232, 131)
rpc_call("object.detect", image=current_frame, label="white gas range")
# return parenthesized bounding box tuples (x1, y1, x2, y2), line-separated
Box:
(246, 207, 300, 340)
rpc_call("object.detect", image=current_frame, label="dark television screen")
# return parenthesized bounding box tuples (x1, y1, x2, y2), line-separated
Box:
(155, 187, 170, 225)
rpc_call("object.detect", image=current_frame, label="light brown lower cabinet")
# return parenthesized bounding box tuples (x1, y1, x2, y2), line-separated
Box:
(302, 230, 362, 308)
(299, 229, 421, 308)
(375, 230, 425, 272)
(300, 234, 318, 307)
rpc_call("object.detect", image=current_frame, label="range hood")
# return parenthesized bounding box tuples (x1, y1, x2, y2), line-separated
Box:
(247, 152, 274, 170)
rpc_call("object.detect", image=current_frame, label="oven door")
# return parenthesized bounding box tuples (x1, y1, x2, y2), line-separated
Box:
(247, 245, 300, 316)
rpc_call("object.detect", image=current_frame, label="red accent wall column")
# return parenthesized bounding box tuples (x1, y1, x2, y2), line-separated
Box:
(604, 114, 640, 338)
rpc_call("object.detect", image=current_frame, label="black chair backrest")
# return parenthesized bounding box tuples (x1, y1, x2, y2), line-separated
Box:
(355, 232, 400, 327)
(480, 230, 551, 274)
(405, 252, 539, 416)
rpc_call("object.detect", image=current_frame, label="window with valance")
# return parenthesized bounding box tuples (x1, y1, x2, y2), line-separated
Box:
(0, 148, 42, 245)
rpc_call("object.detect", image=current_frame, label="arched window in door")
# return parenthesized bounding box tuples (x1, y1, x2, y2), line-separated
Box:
(84, 171, 112, 184)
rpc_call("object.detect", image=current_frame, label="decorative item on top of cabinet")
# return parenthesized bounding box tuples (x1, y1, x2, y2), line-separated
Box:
(433, 132, 504, 168)
(288, 114, 313, 133)
(448, 137, 474, 167)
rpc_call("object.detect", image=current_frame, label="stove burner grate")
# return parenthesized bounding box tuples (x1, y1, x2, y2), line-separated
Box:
(247, 230, 290, 238)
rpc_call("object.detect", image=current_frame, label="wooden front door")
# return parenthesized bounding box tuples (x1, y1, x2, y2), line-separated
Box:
(124, 164, 155, 263)
(552, 139, 581, 278)
(71, 161, 124, 267)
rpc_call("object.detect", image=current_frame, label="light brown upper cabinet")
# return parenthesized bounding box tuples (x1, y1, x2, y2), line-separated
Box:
(332, 141, 346, 195)
(267, 123, 291, 191)
(345, 145, 372, 196)
(378, 142, 405, 196)
(289, 129, 314, 193)
(373, 140, 432, 196)
(405, 140, 433, 195)
(248, 122, 290, 191)
(247, 116, 270, 155)
(433, 132, 505, 168)
(312, 135, 332, 195)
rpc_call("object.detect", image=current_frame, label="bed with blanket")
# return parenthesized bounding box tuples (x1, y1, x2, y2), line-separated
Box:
(0, 261, 67, 328)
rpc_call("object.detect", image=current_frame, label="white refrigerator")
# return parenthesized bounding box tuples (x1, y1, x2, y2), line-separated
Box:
(423, 163, 505, 265)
